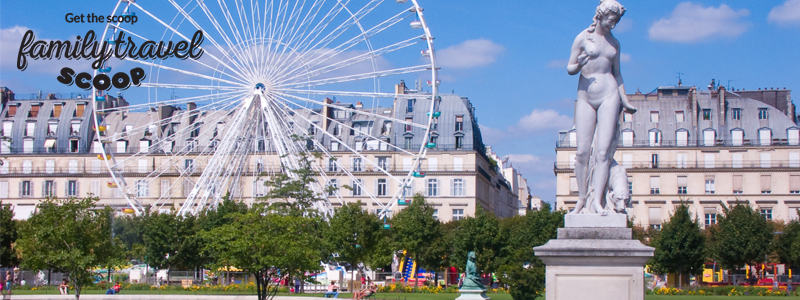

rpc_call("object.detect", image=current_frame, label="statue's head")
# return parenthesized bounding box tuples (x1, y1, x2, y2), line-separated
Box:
(589, 0, 626, 32)
(468, 251, 476, 261)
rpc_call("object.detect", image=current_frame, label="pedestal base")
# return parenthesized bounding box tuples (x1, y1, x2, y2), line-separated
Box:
(533, 227, 654, 300)
(456, 289, 490, 300)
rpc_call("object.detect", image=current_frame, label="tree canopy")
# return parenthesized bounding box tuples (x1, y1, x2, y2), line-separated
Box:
(708, 203, 773, 271)
(0, 201, 19, 268)
(651, 204, 705, 287)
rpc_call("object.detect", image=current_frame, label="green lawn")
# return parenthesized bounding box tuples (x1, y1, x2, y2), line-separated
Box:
(8, 290, 800, 300)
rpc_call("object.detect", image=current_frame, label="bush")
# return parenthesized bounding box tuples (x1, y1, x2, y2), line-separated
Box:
(647, 286, 791, 296)
(375, 283, 505, 294)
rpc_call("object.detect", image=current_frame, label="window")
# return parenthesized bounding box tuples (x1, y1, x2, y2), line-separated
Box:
(139, 140, 151, 152)
(651, 154, 659, 168)
(676, 153, 687, 168)
(78, 180, 94, 199)
(788, 128, 800, 146)
(377, 157, 389, 171)
(427, 179, 438, 197)
(0, 182, 8, 198)
(351, 179, 363, 196)
(790, 175, 800, 194)
(622, 131, 633, 147)
(377, 179, 387, 196)
(6, 105, 16, 117)
(628, 177, 633, 195)
(333, 124, 340, 136)
(327, 179, 338, 196)
(328, 158, 338, 172)
(138, 159, 148, 173)
(704, 213, 717, 227)
(68, 160, 78, 173)
(677, 176, 687, 194)
(758, 108, 769, 120)
(759, 129, 772, 146)
(761, 175, 771, 194)
(732, 108, 741, 120)
(23, 139, 33, 153)
(760, 209, 773, 220)
(675, 111, 685, 122)
(404, 137, 412, 149)
(2, 122, 12, 137)
(428, 157, 438, 171)
(22, 160, 32, 174)
(792, 152, 800, 168)
(1, 139, 10, 154)
(649, 207, 661, 229)
(351, 157, 363, 172)
(75, 104, 85, 117)
(46, 160, 55, 173)
(25, 122, 35, 136)
(452, 179, 465, 196)
(702, 109, 711, 120)
(116, 140, 127, 153)
(650, 112, 659, 123)
(731, 129, 744, 146)
(650, 176, 660, 195)
(703, 130, 715, 146)
(433, 209, 439, 220)
(71, 121, 81, 135)
(455, 136, 464, 150)
(455, 115, 464, 131)
(704, 153, 715, 168)
(331, 141, 339, 151)
(161, 180, 170, 197)
(761, 152, 771, 168)
(649, 131, 661, 146)
(403, 157, 413, 171)
(733, 175, 743, 194)
(568, 131, 577, 147)
(705, 177, 715, 194)
(135, 180, 148, 197)
(569, 177, 578, 195)
(44, 180, 55, 197)
(623, 112, 632, 122)
(47, 121, 58, 136)
(21, 181, 32, 197)
(184, 159, 195, 173)
(452, 209, 464, 221)
(405, 118, 413, 132)
(406, 99, 414, 113)
(454, 157, 464, 171)
(68, 180, 78, 197)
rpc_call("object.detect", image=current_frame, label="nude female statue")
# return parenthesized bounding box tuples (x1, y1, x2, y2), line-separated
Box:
(568, 0, 636, 215)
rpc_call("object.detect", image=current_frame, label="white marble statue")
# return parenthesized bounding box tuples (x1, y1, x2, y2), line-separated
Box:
(567, 0, 636, 215)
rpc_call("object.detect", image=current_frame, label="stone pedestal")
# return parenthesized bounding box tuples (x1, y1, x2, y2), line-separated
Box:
(533, 215, 654, 300)
(455, 288, 490, 300)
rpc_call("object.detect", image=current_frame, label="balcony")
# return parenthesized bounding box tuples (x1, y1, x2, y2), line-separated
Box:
(554, 160, 800, 170)
(556, 138, 797, 148)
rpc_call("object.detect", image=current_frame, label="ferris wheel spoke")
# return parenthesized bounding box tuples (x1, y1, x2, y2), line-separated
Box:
(277, 89, 400, 99)
(283, 65, 429, 88)
(97, 90, 244, 113)
(278, 8, 413, 81)
(132, 2, 255, 80)
(289, 0, 349, 59)
(215, 0, 261, 79)
(273, 91, 428, 130)
(139, 83, 244, 91)
(193, 1, 259, 80)
(123, 57, 247, 87)
(280, 35, 424, 84)
(300, 0, 381, 58)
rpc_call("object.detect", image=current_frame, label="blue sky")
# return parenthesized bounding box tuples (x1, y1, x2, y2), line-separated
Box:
(2, 0, 799, 204)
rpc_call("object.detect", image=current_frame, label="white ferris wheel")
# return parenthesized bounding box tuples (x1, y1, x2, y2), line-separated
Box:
(91, 0, 439, 219)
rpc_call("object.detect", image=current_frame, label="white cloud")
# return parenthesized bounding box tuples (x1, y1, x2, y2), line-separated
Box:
(768, 0, 800, 25)
(546, 59, 568, 69)
(648, 2, 749, 43)
(437, 39, 504, 69)
(619, 53, 631, 63)
(511, 109, 573, 133)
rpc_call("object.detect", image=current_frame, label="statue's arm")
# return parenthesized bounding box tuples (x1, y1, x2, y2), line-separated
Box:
(567, 33, 587, 75)
(613, 41, 636, 113)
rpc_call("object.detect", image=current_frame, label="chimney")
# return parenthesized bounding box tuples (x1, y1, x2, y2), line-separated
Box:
(356, 101, 363, 109)
(717, 86, 726, 127)
(708, 79, 715, 91)
(322, 98, 334, 131)
(395, 80, 406, 95)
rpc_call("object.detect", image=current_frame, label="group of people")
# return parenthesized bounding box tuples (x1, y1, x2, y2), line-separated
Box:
(324, 277, 376, 300)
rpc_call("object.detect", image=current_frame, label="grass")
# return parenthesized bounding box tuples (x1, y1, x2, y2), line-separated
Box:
(8, 290, 800, 300)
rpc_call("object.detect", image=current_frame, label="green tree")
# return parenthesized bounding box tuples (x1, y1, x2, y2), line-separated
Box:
(325, 201, 382, 289)
(775, 215, 800, 274)
(451, 206, 504, 282)
(142, 211, 203, 280)
(497, 203, 565, 300)
(201, 204, 323, 300)
(15, 197, 124, 299)
(113, 214, 145, 261)
(391, 194, 444, 283)
(708, 203, 773, 272)
(0, 201, 19, 268)
(262, 145, 330, 217)
(651, 204, 705, 288)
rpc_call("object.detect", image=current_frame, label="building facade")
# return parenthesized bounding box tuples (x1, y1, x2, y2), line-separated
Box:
(0, 83, 529, 221)
(555, 84, 800, 228)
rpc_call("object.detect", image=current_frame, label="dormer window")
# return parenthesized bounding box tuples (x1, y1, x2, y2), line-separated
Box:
(25, 122, 35, 137)
(28, 105, 40, 118)
(70, 121, 81, 135)
(455, 115, 464, 131)
(52, 104, 63, 117)
(48, 121, 58, 136)
(2, 121, 12, 137)
(74, 104, 85, 117)
(7, 105, 18, 117)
